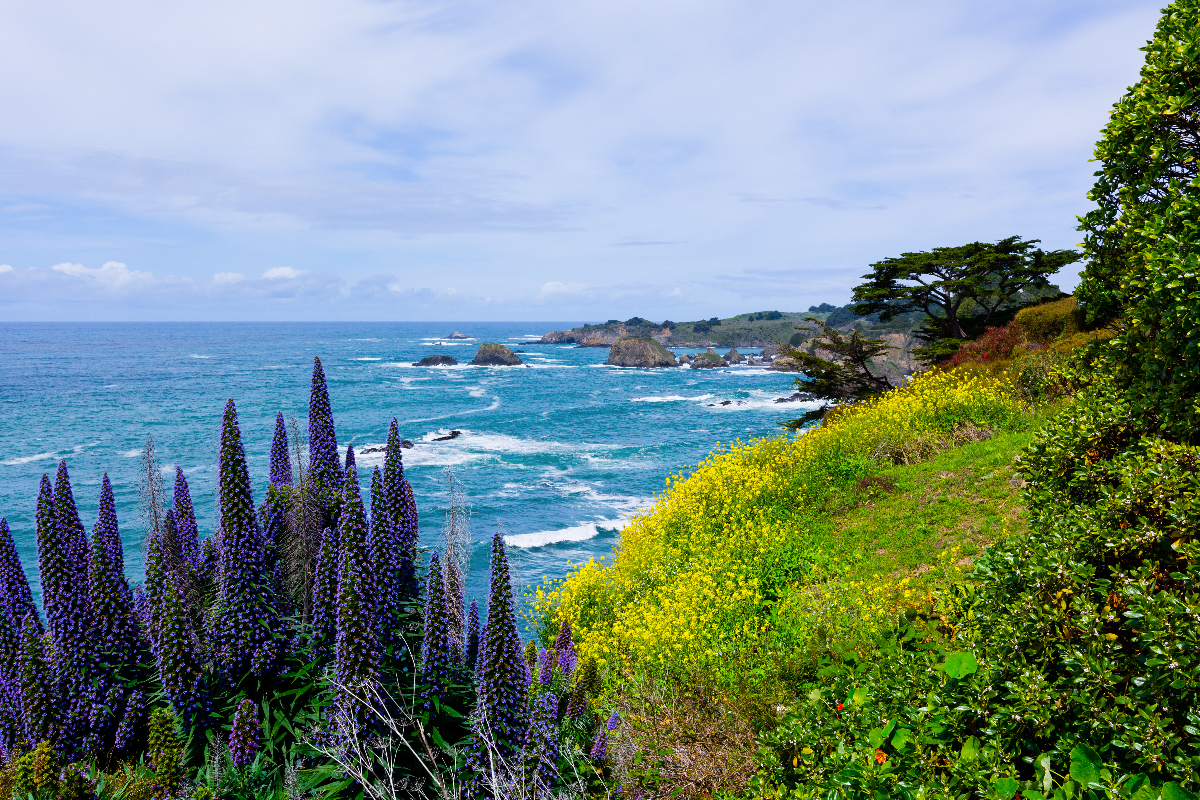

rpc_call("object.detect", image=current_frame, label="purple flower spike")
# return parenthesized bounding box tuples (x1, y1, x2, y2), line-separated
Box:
(344, 443, 355, 472)
(334, 460, 380, 733)
(172, 468, 202, 570)
(381, 419, 419, 601)
(537, 648, 557, 685)
(208, 398, 280, 681)
(19, 616, 55, 749)
(0, 518, 39, 636)
(89, 475, 140, 675)
(554, 618, 578, 678)
(308, 357, 343, 492)
(474, 529, 528, 759)
(311, 527, 339, 658)
(589, 728, 608, 762)
(154, 572, 207, 731)
(524, 691, 560, 793)
(606, 709, 620, 731)
(269, 412, 293, 486)
(113, 689, 144, 753)
(229, 698, 262, 769)
(465, 599, 480, 672)
(420, 552, 455, 710)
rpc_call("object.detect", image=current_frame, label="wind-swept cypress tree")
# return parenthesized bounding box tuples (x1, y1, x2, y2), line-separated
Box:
(473, 531, 527, 759)
(209, 399, 280, 681)
(334, 460, 379, 733)
(269, 411, 293, 487)
(171, 468, 201, 571)
(308, 357, 342, 493)
(89, 475, 140, 679)
(420, 552, 455, 711)
(0, 518, 38, 635)
(310, 527, 338, 659)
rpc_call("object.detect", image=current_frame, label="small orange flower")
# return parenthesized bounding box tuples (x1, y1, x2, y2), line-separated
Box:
(874, 750, 888, 764)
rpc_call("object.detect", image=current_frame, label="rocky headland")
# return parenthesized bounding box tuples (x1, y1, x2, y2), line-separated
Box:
(605, 337, 678, 367)
(470, 343, 524, 366)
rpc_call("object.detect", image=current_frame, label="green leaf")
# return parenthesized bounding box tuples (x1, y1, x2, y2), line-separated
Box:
(868, 727, 885, 750)
(993, 777, 1020, 799)
(1069, 744, 1102, 786)
(852, 685, 870, 705)
(891, 728, 912, 750)
(960, 736, 980, 761)
(944, 652, 979, 680)
(1131, 785, 1160, 800)
(1163, 783, 1197, 800)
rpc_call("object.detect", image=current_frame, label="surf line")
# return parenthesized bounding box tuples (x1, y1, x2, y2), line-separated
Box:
(404, 395, 501, 424)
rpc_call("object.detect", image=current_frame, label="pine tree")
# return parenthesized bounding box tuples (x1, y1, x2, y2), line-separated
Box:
(208, 399, 280, 681)
(308, 357, 342, 493)
(269, 411, 293, 486)
(420, 552, 456, 711)
(334, 461, 380, 734)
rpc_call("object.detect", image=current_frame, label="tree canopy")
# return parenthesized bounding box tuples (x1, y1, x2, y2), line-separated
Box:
(851, 236, 1079, 360)
(779, 319, 895, 429)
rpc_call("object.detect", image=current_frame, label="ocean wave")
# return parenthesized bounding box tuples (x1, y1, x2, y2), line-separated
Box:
(403, 396, 502, 424)
(189, 354, 211, 359)
(352, 338, 383, 342)
(505, 518, 628, 549)
(631, 394, 714, 403)
(2, 451, 60, 466)
(352, 357, 382, 361)
(121, 449, 143, 458)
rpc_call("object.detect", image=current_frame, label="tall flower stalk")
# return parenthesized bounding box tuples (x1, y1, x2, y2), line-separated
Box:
(420, 552, 455, 711)
(0, 519, 38, 633)
(334, 458, 380, 734)
(269, 411, 294, 486)
(308, 357, 342, 494)
(473, 531, 528, 759)
(89, 475, 141, 679)
(208, 399, 280, 682)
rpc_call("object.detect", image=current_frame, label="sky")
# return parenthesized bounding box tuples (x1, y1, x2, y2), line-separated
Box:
(0, 0, 1164, 322)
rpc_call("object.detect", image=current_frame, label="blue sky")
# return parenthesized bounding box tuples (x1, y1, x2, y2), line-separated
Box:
(0, 0, 1162, 321)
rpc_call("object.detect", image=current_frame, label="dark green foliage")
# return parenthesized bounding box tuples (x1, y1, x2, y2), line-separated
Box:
(851, 236, 1079, 360)
(779, 319, 895, 428)
(147, 708, 182, 800)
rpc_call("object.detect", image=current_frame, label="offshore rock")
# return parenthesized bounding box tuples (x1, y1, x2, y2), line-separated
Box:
(446, 332, 470, 339)
(605, 337, 678, 368)
(412, 355, 458, 366)
(724, 348, 743, 364)
(768, 356, 802, 372)
(470, 343, 523, 366)
(690, 348, 728, 369)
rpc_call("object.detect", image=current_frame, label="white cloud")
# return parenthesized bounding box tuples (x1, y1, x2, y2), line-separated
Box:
(261, 266, 305, 280)
(212, 271, 244, 284)
(51, 260, 152, 288)
(539, 281, 590, 301)
(0, 264, 12, 274)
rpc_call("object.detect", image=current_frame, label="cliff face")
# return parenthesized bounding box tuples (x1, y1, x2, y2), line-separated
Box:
(605, 337, 678, 367)
(470, 344, 523, 366)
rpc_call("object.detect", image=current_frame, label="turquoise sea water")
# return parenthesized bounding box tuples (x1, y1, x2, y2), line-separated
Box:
(0, 322, 814, 611)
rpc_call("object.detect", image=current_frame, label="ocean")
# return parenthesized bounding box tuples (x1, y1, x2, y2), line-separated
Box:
(0, 322, 814, 615)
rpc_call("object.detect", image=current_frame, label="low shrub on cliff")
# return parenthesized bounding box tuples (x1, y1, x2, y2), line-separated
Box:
(532, 367, 1024, 683)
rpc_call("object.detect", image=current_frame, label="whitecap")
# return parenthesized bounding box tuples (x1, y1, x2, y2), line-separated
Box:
(121, 449, 142, 458)
(352, 338, 383, 342)
(631, 394, 713, 403)
(352, 357, 382, 361)
(505, 519, 628, 549)
(2, 451, 59, 466)
(189, 354, 211, 359)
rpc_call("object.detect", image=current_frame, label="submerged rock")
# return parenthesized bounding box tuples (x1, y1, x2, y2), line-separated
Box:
(412, 355, 458, 366)
(605, 337, 678, 368)
(690, 348, 728, 369)
(470, 343, 523, 366)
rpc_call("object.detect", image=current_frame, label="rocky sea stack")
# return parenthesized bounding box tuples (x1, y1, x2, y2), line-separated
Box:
(412, 355, 458, 367)
(470, 344, 523, 366)
(690, 348, 728, 369)
(605, 337, 678, 368)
